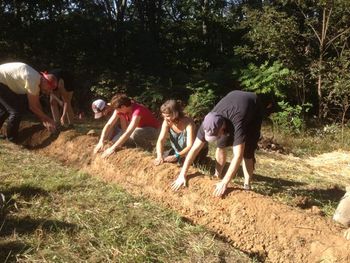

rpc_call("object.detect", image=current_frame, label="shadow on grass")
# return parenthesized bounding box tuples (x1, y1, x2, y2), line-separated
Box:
(0, 216, 78, 236)
(286, 187, 345, 208)
(252, 173, 345, 208)
(0, 240, 28, 263)
(16, 124, 60, 149)
(253, 173, 305, 188)
(1, 185, 49, 200)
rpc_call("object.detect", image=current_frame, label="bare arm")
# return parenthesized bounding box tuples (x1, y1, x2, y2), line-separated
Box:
(171, 138, 205, 191)
(155, 120, 169, 164)
(94, 110, 119, 154)
(102, 115, 141, 158)
(57, 79, 68, 120)
(214, 143, 245, 197)
(27, 93, 55, 131)
(215, 147, 227, 177)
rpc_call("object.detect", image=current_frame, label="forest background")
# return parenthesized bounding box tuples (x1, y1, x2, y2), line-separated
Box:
(1, 0, 350, 134)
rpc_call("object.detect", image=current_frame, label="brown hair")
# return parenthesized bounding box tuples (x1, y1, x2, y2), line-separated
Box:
(110, 93, 132, 109)
(160, 100, 184, 122)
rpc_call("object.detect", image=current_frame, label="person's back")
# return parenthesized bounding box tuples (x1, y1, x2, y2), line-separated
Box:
(0, 62, 41, 95)
(212, 90, 260, 125)
(118, 102, 160, 129)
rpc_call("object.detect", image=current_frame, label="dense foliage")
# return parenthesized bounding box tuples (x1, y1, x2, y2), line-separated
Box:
(1, 0, 349, 126)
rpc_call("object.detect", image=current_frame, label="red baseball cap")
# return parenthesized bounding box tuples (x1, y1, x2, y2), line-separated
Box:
(40, 71, 57, 90)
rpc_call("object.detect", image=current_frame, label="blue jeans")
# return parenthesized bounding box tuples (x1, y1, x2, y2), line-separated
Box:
(0, 83, 27, 141)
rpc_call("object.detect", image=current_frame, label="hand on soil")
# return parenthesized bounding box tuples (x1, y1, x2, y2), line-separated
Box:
(102, 147, 115, 158)
(171, 176, 187, 191)
(344, 228, 350, 240)
(214, 181, 228, 197)
(154, 157, 164, 166)
(43, 120, 56, 133)
(164, 155, 177, 163)
(94, 142, 104, 154)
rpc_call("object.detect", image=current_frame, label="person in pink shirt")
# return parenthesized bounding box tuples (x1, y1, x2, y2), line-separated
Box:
(93, 93, 160, 158)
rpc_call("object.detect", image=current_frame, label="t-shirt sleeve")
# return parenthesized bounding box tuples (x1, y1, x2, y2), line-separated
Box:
(196, 124, 206, 142)
(132, 107, 142, 117)
(24, 77, 40, 95)
(233, 118, 246, 146)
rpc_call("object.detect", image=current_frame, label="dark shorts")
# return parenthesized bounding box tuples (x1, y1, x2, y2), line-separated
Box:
(217, 117, 262, 159)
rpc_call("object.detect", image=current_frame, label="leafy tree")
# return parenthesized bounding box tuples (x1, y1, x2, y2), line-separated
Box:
(292, 0, 350, 118)
(238, 61, 292, 99)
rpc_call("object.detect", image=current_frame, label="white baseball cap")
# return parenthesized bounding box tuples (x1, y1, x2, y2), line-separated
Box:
(92, 99, 106, 119)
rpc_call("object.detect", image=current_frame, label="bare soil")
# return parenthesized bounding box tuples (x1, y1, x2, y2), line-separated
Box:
(13, 123, 350, 262)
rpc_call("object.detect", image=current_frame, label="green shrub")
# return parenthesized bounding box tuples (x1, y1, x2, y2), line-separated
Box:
(271, 101, 311, 135)
(90, 72, 126, 100)
(238, 61, 292, 98)
(133, 76, 164, 113)
(185, 80, 218, 122)
(134, 88, 164, 114)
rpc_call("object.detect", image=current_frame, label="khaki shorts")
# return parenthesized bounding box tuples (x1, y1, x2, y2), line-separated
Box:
(113, 127, 159, 150)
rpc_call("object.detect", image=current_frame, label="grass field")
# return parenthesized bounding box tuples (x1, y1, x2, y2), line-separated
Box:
(0, 142, 251, 263)
(1, 119, 350, 262)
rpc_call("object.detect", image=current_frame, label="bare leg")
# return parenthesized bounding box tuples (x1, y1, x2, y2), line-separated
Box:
(65, 91, 74, 125)
(242, 158, 254, 188)
(50, 93, 60, 124)
(215, 147, 226, 178)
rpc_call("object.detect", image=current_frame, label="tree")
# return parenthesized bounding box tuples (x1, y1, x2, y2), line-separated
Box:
(295, 0, 350, 118)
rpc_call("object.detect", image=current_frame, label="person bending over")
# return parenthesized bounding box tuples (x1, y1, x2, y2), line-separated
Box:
(93, 93, 160, 158)
(92, 99, 121, 141)
(0, 62, 56, 142)
(92, 99, 114, 120)
(154, 100, 207, 165)
(46, 69, 75, 127)
(171, 90, 262, 197)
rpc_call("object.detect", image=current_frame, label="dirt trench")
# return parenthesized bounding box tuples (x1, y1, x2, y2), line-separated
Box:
(17, 125, 350, 263)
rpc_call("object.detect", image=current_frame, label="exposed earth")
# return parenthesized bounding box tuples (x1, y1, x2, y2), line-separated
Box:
(6, 122, 350, 262)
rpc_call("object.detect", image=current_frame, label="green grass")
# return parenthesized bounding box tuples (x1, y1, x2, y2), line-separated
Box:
(0, 142, 251, 263)
(261, 121, 350, 156)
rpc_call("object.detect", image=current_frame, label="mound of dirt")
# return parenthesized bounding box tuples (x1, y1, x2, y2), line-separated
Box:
(258, 136, 286, 154)
(13, 124, 350, 262)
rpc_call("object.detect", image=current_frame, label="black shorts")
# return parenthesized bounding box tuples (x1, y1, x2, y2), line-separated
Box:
(217, 116, 262, 159)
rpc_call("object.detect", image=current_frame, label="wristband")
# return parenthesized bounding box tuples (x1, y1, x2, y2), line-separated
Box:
(175, 152, 180, 160)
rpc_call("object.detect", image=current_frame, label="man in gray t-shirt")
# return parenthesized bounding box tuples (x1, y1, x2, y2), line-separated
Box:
(171, 90, 262, 197)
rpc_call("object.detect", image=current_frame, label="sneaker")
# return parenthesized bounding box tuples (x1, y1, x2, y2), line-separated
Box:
(243, 184, 251, 191)
(0, 135, 6, 140)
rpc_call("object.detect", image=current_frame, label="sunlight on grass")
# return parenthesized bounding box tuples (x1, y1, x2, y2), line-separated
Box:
(0, 142, 250, 262)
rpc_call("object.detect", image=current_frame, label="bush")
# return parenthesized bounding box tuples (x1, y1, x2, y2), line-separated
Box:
(238, 61, 292, 99)
(185, 80, 218, 122)
(90, 72, 126, 101)
(271, 101, 311, 135)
